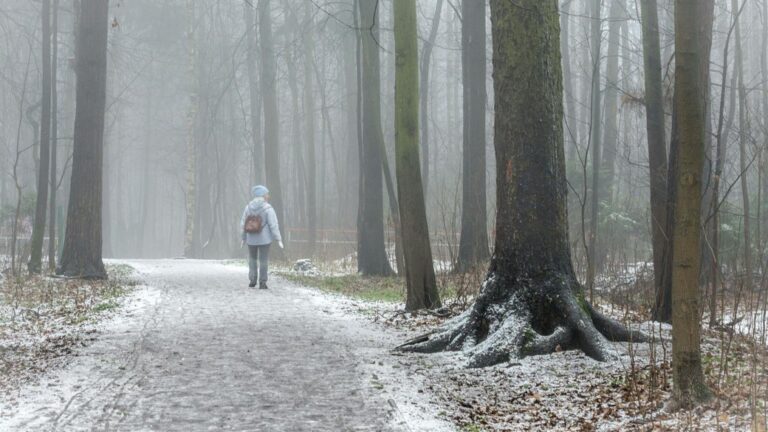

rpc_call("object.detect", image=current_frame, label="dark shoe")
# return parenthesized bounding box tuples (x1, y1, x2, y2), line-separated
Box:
(249, 281, 257, 288)
(259, 282, 268, 290)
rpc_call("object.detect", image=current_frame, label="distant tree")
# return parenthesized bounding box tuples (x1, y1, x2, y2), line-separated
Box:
(28, 0, 53, 274)
(357, 0, 393, 276)
(56, 0, 109, 279)
(418, 0, 443, 198)
(244, 1, 262, 185)
(303, 1, 317, 256)
(669, 0, 711, 409)
(400, 0, 644, 366)
(183, 0, 198, 258)
(585, 0, 602, 298)
(639, 0, 669, 321)
(456, 0, 489, 272)
(48, 0, 60, 271)
(731, 0, 752, 291)
(393, 0, 441, 311)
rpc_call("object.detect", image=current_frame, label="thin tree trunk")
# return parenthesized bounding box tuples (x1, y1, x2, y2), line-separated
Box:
(244, 1, 262, 185)
(357, 0, 393, 276)
(11, 50, 33, 276)
(419, 0, 444, 198)
(259, 0, 286, 257)
(48, 0, 59, 270)
(731, 0, 752, 290)
(586, 0, 602, 298)
(641, 0, 670, 322)
(709, 7, 739, 327)
(183, 0, 198, 258)
(394, 0, 440, 311)
(303, 1, 317, 256)
(598, 0, 626, 221)
(29, 0, 53, 273)
(57, 0, 109, 279)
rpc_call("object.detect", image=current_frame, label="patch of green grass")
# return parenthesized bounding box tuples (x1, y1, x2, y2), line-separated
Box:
(463, 424, 485, 432)
(280, 273, 405, 303)
(92, 300, 119, 313)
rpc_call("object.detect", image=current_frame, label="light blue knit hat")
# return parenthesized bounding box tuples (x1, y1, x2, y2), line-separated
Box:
(251, 185, 269, 198)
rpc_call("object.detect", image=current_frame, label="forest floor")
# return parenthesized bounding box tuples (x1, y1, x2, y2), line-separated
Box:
(279, 259, 768, 432)
(0, 258, 764, 431)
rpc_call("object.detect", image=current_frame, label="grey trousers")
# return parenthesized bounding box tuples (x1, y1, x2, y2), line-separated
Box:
(247, 244, 271, 283)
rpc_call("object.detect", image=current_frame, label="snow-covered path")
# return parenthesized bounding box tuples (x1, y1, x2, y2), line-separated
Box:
(0, 260, 442, 431)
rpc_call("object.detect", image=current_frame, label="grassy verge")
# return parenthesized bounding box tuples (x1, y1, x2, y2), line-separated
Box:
(0, 263, 141, 392)
(279, 273, 405, 303)
(278, 265, 487, 309)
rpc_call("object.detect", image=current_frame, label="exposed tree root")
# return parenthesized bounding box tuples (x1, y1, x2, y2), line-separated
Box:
(397, 273, 649, 368)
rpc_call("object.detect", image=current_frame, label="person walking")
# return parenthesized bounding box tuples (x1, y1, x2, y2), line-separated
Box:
(240, 185, 283, 288)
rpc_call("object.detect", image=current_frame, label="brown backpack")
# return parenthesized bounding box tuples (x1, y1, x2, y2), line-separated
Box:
(244, 214, 264, 234)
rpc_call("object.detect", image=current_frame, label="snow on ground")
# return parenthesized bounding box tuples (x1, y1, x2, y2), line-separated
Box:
(2, 259, 763, 431)
(0, 259, 455, 431)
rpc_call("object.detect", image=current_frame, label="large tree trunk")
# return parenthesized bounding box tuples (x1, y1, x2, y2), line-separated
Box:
(640, 0, 670, 321)
(670, 0, 712, 409)
(29, 0, 53, 274)
(259, 0, 286, 257)
(357, 0, 393, 276)
(393, 0, 440, 311)
(400, 0, 644, 366)
(456, 0, 489, 272)
(418, 0, 444, 198)
(56, 0, 109, 279)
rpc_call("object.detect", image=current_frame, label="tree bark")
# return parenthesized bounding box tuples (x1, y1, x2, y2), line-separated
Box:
(56, 0, 109, 279)
(400, 0, 645, 366)
(457, 0, 489, 272)
(357, 0, 393, 276)
(393, 0, 441, 311)
(29, 0, 53, 274)
(669, 0, 712, 409)
(655, 0, 715, 323)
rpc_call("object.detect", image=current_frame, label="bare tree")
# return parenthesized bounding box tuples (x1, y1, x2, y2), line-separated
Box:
(28, 0, 53, 273)
(56, 0, 109, 279)
(456, 0, 489, 273)
(418, 0, 443, 198)
(357, 0, 393, 276)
